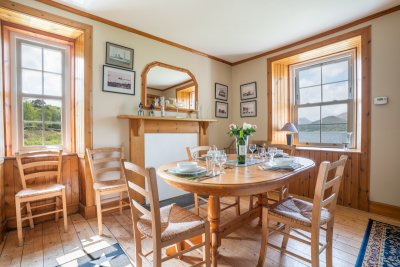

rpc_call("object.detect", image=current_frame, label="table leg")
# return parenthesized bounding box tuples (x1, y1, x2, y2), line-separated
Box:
(257, 193, 269, 226)
(208, 195, 221, 267)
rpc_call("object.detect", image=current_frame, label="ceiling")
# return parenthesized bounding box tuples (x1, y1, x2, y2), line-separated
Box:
(56, 0, 400, 63)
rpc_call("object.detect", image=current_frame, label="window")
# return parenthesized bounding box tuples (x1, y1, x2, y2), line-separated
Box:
(13, 35, 70, 150)
(293, 52, 355, 147)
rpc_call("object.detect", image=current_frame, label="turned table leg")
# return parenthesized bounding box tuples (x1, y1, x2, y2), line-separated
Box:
(208, 195, 221, 267)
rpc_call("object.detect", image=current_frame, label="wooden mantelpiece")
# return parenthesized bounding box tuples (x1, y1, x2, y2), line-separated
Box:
(118, 115, 216, 202)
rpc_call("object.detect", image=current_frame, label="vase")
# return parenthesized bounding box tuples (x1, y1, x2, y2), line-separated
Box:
(235, 135, 249, 165)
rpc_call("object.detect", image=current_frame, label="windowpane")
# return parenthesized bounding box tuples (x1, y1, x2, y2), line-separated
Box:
(298, 106, 320, 125)
(298, 66, 321, 88)
(44, 73, 62, 96)
(322, 81, 349, 102)
(321, 124, 348, 144)
(44, 48, 62, 73)
(21, 43, 42, 70)
(44, 99, 62, 146)
(322, 60, 348, 84)
(23, 98, 43, 146)
(299, 86, 321, 104)
(22, 69, 42, 95)
(298, 124, 320, 143)
(321, 104, 347, 124)
(23, 98, 43, 121)
(24, 122, 43, 146)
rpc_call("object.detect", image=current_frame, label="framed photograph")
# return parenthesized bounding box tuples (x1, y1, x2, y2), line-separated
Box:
(102, 65, 135, 95)
(215, 101, 228, 118)
(240, 100, 257, 117)
(106, 42, 134, 69)
(240, 82, 257, 100)
(215, 83, 228, 101)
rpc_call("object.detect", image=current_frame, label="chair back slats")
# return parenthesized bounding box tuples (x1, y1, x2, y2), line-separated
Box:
(16, 150, 63, 189)
(86, 147, 124, 183)
(122, 160, 162, 240)
(186, 146, 210, 160)
(312, 155, 348, 225)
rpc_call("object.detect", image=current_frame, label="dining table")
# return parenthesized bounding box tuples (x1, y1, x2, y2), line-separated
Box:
(156, 155, 315, 266)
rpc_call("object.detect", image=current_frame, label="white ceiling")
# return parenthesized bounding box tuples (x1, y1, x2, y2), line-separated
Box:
(147, 66, 191, 89)
(56, 0, 400, 63)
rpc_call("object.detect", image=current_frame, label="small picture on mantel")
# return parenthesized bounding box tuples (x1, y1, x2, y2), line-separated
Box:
(215, 101, 228, 118)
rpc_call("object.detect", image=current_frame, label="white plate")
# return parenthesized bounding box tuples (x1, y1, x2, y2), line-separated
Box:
(169, 166, 207, 175)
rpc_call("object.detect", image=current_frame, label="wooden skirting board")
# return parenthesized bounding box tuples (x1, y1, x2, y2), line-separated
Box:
(369, 201, 400, 220)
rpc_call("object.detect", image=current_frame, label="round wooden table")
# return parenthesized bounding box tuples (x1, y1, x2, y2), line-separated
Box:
(157, 156, 315, 266)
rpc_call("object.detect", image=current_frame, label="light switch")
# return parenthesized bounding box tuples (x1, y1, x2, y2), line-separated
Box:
(374, 96, 388, 105)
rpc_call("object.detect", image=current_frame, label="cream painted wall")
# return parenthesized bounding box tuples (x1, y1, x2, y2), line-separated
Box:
(231, 11, 400, 207)
(14, 0, 233, 155)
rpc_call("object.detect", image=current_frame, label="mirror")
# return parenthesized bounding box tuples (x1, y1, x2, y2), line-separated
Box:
(142, 62, 198, 112)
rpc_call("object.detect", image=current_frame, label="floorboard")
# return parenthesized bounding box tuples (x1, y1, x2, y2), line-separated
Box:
(0, 197, 399, 267)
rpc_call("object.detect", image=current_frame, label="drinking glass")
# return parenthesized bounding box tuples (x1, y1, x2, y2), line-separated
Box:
(268, 147, 277, 163)
(249, 144, 257, 160)
(258, 147, 266, 162)
(216, 151, 227, 174)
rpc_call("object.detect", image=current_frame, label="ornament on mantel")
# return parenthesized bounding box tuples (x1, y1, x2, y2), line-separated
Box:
(138, 102, 145, 116)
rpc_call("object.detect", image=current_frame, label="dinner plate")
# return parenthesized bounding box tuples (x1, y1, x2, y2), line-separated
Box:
(168, 166, 207, 175)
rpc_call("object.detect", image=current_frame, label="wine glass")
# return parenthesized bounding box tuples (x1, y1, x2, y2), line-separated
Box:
(216, 151, 227, 174)
(258, 147, 266, 162)
(249, 144, 257, 161)
(268, 147, 277, 163)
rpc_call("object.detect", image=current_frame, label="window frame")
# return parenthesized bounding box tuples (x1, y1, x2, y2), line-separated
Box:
(291, 50, 357, 148)
(11, 32, 71, 151)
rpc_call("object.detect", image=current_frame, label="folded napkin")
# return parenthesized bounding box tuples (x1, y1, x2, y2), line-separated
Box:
(166, 169, 208, 180)
(225, 158, 264, 167)
(260, 162, 303, 171)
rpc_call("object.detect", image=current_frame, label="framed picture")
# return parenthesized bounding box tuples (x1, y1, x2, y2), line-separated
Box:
(106, 42, 134, 69)
(102, 65, 135, 95)
(215, 101, 228, 118)
(215, 83, 228, 101)
(240, 100, 257, 117)
(240, 82, 257, 100)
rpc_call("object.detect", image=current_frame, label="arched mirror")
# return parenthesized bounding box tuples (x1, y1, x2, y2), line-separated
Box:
(142, 62, 198, 112)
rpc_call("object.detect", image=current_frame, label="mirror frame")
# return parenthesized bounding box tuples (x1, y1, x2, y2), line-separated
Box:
(141, 61, 198, 112)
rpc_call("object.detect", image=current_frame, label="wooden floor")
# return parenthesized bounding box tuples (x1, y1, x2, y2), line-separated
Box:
(1, 197, 399, 267)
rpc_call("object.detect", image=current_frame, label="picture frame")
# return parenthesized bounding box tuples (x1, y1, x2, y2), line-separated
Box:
(240, 100, 257, 117)
(102, 65, 135, 95)
(240, 82, 257, 100)
(106, 42, 134, 69)
(215, 101, 228, 118)
(215, 83, 228, 101)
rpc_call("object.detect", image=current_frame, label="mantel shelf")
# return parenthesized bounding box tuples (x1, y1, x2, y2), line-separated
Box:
(117, 115, 217, 122)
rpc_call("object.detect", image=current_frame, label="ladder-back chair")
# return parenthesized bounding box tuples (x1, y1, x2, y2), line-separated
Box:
(122, 160, 210, 266)
(257, 155, 348, 267)
(15, 150, 67, 246)
(186, 146, 241, 216)
(86, 147, 130, 235)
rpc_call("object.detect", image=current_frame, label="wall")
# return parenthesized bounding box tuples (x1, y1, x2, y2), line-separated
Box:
(13, 0, 233, 154)
(231, 11, 400, 207)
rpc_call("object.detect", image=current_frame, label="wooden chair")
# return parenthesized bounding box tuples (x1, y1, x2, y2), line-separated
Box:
(249, 141, 296, 209)
(15, 150, 67, 246)
(257, 155, 348, 267)
(86, 147, 130, 235)
(122, 160, 211, 267)
(186, 146, 241, 216)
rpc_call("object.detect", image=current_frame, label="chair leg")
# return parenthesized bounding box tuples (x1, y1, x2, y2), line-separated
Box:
(249, 195, 254, 210)
(153, 240, 162, 267)
(326, 221, 334, 267)
(311, 227, 320, 267)
(235, 197, 240, 216)
(26, 202, 34, 229)
(119, 192, 123, 215)
(175, 242, 183, 259)
(62, 189, 68, 232)
(257, 207, 269, 267)
(204, 221, 211, 267)
(15, 197, 23, 247)
(281, 225, 290, 249)
(55, 196, 60, 222)
(194, 193, 199, 215)
(95, 191, 103, 236)
(134, 228, 143, 267)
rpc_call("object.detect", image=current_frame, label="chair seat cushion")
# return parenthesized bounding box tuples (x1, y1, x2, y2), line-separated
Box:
(268, 196, 332, 227)
(16, 184, 65, 198)
(137, 204, 205, 242)
(93, 179, 127, 192)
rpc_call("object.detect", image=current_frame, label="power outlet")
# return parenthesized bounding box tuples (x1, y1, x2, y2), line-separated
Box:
(374, 96, 388, 105)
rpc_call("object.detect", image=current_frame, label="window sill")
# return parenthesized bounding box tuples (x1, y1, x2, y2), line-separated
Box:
(296, 146, 363, 154)
(4, 151, 78, 160)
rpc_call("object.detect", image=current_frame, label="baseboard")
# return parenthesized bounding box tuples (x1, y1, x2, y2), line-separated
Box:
(369, 201, 400, 220)
(0, 219, 6, 243)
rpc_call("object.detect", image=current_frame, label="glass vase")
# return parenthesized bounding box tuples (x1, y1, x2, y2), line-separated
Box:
(235, 135, 249, 165)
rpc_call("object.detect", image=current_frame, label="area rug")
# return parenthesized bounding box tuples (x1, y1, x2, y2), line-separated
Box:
(356, 219, 400, 267)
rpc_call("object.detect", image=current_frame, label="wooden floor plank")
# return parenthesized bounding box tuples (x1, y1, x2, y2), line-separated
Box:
(21, 224, 44, 267)
(0, 230, 25, 267)
(42, 220, 64, 267)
